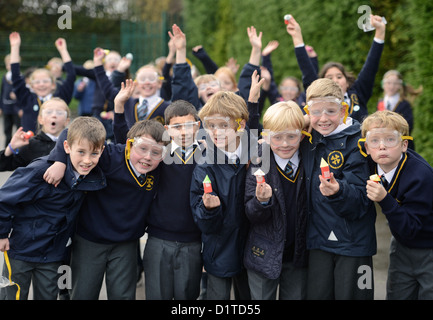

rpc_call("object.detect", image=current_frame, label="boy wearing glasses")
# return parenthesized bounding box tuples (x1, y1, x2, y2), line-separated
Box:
(244, 100, 309, 300)
(43, 81, 167, 299)
(301, 78, 376, 300)
(93, 48, 171, 128)
(360, 110, 433, 300)
(143, 100, 204, 300)
(190, 90, 257, 300)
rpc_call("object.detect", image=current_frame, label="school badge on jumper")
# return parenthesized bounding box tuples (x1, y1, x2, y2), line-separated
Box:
(145, 174, 154, 191)
(327, 151, 344, 169)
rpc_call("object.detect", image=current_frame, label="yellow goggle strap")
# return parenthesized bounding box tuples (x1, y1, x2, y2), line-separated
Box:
(301, 130, 313, 144)
(3, 251, 20, 300)
(126, 138, 134, 160)
(342, 102, 349, 124)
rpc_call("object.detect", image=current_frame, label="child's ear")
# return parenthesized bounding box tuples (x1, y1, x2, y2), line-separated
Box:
(402, 139, 408, 153)
(63, 140, 71, 154)
(239, 119, 247, 130)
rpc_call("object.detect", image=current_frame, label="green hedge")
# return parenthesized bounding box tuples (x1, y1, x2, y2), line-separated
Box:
(183, 0, 433, 164)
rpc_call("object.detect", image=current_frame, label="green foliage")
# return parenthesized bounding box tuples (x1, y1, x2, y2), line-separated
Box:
(183, 0, 433, 164)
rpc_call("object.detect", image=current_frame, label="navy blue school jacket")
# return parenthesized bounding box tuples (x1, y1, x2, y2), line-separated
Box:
(0, 155, 106, 263)
(295, 40, 384, 123)
(48, 129, 160, 244)
(244, 144, 308, 280)
(300, 119, 377, 257)
(190, 128, 257, 278)
(371, 149, 433, 248)
(11, 62, 76, 132)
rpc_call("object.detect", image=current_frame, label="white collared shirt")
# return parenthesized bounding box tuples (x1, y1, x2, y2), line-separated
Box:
(45, 132, 58, 142)
(170, 140, 199, 158)
(274, 150, 300, 175)
(384, 93, 400, 111)
(138, 94, 162, 116)
(377, 154, 403, 184)
(224, 141, 242, 164)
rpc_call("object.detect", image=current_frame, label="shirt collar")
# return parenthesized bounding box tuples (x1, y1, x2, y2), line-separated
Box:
(377, 154, 403, 183)
(274, 150, 300, 172)
(170, 140, 198, 156)
(139, 94, 161, 107)
(224, 140, 242, 163)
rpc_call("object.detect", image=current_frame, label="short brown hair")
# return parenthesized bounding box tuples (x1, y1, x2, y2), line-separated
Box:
(306, 78, 344, 101)
(67, 117, 106, 151)
(164, 100, 199, 125)
(198, 91, 249, 122)
(127, 119, 167, 145)
(361, 110, 410, 138)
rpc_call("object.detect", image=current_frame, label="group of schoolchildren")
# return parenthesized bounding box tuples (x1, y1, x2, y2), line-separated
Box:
(0, 11, 431, 302)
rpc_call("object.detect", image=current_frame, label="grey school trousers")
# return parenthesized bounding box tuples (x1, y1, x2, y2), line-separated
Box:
(387, 237, 433, 300)
(1, 257, 60, 300)
(306, 249, 374, 300)
(142, 236, 202, 300)
(69, 234, 137, 300)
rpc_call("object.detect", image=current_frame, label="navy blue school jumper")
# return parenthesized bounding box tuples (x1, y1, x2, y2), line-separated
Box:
(48, 129, 159, 244)
(294, 40, 384, 123)
(371, 149, 433, 249)
(244, 144, 308, 280)
(11, 62, 76, 132)
(0, 131, 56, 171)
(0, 155, 106, 263)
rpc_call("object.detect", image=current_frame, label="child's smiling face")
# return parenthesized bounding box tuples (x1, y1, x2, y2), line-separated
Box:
(308, 98, 346, 136)
(30, 70, 56, 98)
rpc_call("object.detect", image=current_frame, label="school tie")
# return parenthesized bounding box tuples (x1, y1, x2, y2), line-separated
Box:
(232, 155, 240, 166)
(137, 99, 148, 121)
(284, 161, 294, 178)
(380, 175, 388, 189)
(138, 174, 147, 185)
(178, 147, 186, 161)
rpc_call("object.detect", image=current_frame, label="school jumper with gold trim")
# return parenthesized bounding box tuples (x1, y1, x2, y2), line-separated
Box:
(300, 118, 377, 257)
(371, 149, 433, 249)
(47, 129, 159, 244)
(11, 61, 76, 132)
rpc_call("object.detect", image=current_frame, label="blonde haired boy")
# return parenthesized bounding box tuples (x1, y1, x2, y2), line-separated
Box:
(361, 110, 433, 300)
(244, 100, 309, 299)
(301, 78, 376, 300)
(190, 90, 255, 300)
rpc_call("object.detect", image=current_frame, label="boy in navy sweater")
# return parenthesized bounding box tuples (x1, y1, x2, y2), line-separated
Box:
(361, 110, 433, 299)
(112, 80, 204, 299)
(0, 117, 106, 300)
(43, 81, 167, 300)
(9, 32, 76, 132)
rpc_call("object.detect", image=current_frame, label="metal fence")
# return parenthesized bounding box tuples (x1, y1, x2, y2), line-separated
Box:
(0, 12, 182, 74)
